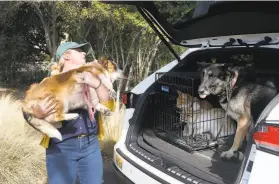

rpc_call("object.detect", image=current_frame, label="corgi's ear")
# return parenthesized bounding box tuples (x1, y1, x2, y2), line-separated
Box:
(185, 93, 191, 98)
(177, 90, 182, 95)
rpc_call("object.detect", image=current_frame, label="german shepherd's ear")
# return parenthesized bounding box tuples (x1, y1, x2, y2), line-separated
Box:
(220, 63, 234, 71)
(223, 64, 238, 79)
(197, 61, 211, 67)
(197, 61, 228, 71)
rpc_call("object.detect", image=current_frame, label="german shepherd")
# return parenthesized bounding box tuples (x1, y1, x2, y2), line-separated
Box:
(198, 62, 277, 161)
(22, 58, 123, 141)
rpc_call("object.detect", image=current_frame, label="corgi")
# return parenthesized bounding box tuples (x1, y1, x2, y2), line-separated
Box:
(183, 108, 236, 139)
(176, 91, 235, 140)
(22, 58, 124, 141)
(176, 90, 213, 123)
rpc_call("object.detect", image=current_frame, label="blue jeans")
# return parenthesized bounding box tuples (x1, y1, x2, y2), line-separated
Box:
(46, 134, 103, 184)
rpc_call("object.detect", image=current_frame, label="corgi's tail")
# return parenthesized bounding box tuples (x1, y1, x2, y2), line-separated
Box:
(25, 115, 62, 141)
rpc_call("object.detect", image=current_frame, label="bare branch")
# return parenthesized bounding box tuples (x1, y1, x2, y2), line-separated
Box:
(143, 40, 161, 78)
(119, 31, 125, 66)
(32, 2, 53, 58)
(84, 21, 93, 40)
(101, 21, 109, 53)
(124, 28, 145, 72)
(51, 2, 58, 59)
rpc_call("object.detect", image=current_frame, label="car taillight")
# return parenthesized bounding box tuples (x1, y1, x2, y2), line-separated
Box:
(122, 93, 128, 105)
(253, 123, 279, 152)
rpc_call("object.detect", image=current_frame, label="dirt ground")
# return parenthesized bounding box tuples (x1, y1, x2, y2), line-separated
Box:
(103, 159, 119, 184)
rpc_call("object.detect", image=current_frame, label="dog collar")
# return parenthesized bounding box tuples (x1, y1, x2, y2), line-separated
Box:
(231, 71, 238, 88)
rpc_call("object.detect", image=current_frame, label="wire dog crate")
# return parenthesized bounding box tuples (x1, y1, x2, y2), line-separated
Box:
(152, 72, 236, 152)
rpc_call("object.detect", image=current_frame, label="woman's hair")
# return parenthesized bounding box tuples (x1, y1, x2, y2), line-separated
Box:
(50, 50, 71, 76)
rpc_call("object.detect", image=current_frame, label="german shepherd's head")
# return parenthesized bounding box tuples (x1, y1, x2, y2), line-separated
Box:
(198, 62, 233, 99)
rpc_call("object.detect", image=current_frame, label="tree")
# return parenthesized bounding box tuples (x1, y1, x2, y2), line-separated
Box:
(30, 1, 65, 62)
(55, 2, 161, 92)
(0, 2, 48, 85)
(0, 1, 192, 89)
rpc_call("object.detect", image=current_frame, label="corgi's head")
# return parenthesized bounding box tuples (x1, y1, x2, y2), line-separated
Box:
(176, 90, 195, 111)
(94, 57, 124, 83)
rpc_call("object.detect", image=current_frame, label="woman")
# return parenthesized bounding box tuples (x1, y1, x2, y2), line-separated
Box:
(23, 42, 111, 184)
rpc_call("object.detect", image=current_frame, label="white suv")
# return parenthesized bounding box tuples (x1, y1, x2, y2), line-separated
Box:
(107, 2, 279, 184)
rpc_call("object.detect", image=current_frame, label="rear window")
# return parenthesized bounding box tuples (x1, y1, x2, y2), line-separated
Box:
(153, 1, 230, 27)
(153, 1, 196, 25)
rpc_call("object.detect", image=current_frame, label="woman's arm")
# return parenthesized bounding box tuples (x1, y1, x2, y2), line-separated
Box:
(75, 72, 111, 102)
(32, 95, 58, 118)
(23, 95, 58, 123)
(93, 79, 111, 102)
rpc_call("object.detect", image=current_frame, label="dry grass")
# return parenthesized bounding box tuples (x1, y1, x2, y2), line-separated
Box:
(99, 103, 126, 158)
(0, 93, 47, 184)
(0, 91, 126, 183)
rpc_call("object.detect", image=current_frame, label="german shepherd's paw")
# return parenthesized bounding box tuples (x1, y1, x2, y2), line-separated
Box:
(220, 150, 244, 162)
(109, 89, 117, 99)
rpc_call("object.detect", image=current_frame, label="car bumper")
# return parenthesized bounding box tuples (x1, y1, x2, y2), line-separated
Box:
(113, 145, 185, 184)
(113, 108, 184, 184)
(113, 162, 134, 184)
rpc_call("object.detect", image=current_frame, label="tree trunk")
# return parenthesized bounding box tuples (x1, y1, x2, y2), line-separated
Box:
(124, 65, 134, 91)
(50, 3, 58, 62)
(32, 2, 59, 62)
(143, 39, 161, 78)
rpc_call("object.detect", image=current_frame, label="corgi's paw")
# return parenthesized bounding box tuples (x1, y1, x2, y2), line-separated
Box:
(48, 129, 62, 141)
(109, 90, 117, 99)
(64, 113, 79, 121)
(95, 103, 112, 116)
(103, 109, 112, 116)
(182, 124, 191, 137)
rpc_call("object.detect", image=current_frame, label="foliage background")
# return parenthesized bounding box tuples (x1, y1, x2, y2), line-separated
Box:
(0, 1, 194, 93)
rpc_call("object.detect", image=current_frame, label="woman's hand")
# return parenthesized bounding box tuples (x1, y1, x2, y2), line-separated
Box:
(74, 72, 101, 89)
(75, 71, 111, 102)
(32, 95, 58, 119)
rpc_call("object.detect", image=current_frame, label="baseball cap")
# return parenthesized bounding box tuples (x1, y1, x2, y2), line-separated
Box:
(55, 42, 90, 62)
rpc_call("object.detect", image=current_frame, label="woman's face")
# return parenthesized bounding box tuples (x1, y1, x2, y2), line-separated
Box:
(67, 48, 86, 66)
